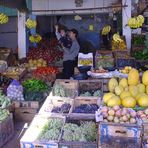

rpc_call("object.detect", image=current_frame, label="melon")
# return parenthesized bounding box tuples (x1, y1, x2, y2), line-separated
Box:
(115, 85, 124, 96)
(120, 91, 131, 100)
(138, 94, 148, 107)
(129, 85, 138, 97)
(103, 93, 115, 104)
(108, 78, 118, 93)
(146, 85, 148, 95)
(128, 68, 139, 86)
(136, 93, 146, 101)
(107, 96, 121, 107)
(124, 86, 129, 91)
(137, 83, 145, 93)
(142, 71, 148, 86)
(119, 78, 128, 88)
(122, 96, 136, 108)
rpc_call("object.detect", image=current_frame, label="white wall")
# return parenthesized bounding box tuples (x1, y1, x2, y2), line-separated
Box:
(32, 0, 118, 15)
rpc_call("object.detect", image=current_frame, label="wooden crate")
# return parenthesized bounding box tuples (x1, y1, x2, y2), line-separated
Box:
(39, 96, 74, 116)
(98, 122, 143, 148)
(95, 58, 114, 69)
(59, 117, 97, 148)
(143, 122, 148, 140)
(14, 108, 38, 122)
(13, 100, 41, 109)
(116, 57, 136, 68)
(78, 79, 103, 99)
(0, 113, 14, 148)
(20, 115, 65, 148)
(112, 50, 129, 58)
(2, 67, 27, 80)
(52, 79, 78, 98)
(69, 98, 101, 120)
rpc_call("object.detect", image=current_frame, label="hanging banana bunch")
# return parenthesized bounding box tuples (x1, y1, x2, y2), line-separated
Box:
(0, 13, 9, 24)
(26, 18, 37, 29)
(127, 15, 145, 29)
(101, 25, 111, 35)
(29, 34, 42, 43)
(113, 33, 123, 43)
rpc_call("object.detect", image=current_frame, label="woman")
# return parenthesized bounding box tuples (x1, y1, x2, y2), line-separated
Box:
(61, 29, 80, 79)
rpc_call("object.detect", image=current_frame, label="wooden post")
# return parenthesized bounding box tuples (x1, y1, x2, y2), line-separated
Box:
(18, 11, 27, 59)
(122, 0, 131, 51)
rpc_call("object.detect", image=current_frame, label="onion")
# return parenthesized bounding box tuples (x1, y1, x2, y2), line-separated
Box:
(101, 106, 108, 113)
(144, 109, 148, 115)
(114, 117, 119, 123)
(115, 110, 121, 117)
(108, 109, 115, 116)
(130, 118, 136, 124)
(121, 109, 128, 116)
(107, 115, 114, 121)
(122, 115, 128, 122)
(130, 111, 137, 118)
(113, 105, 120, 111)
(140, 114, 146, 118)
(137, 110, 143, 116)
(102, 112, 108, 118)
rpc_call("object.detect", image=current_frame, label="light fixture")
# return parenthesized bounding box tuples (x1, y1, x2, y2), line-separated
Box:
(74, 14, 82, 21)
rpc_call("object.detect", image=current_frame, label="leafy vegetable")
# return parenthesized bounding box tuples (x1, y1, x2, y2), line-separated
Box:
(38, 118, 63, 141)
(0, 109, 9, 122)
(22, 79, 48, 92)
(0, 90, 11, 108)
(62, 121, 97, 142)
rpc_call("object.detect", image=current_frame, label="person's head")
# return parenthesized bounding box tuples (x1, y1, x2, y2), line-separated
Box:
(60, 27, 67, 37)
(69, 29, 78, 40)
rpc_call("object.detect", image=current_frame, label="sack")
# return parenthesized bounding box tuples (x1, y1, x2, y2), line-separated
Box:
(7, 80, 24, 101)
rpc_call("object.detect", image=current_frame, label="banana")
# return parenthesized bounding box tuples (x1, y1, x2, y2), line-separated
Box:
(29, 34, 42, 43)
(0, 13, 9, 24)
(26, 18, 37, 29)
(101, 25, 111, 35)
(113, 33, 122, 43)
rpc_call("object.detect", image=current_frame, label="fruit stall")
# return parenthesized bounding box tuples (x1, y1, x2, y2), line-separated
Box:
(0, 0, 147, 148)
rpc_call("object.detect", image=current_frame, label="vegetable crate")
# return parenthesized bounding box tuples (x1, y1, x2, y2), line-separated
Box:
(13, 100, 42, 122)
(115, 57, 136, 68)
(52, 79, 79, 99)
(20, 115, 65, 148)
(78, 79, 103, 99)
(38, 96, 74, 116)
(112, 50, 129, 58)
(0, 113, 14, 148)
(69, 98, 101, 120)
(59, 117, 97, 148)
(2, 67, 27, 80)
(98, 122, 143, 148)
(143, 122, 148, 140)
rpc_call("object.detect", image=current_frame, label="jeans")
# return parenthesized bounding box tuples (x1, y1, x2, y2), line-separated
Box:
(63, 60, 75, 79)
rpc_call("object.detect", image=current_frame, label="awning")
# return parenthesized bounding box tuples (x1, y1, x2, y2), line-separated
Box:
(0, 0, 28, 12)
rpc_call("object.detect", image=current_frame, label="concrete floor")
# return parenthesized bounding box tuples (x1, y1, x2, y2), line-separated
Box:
(2, 122, 27, 148)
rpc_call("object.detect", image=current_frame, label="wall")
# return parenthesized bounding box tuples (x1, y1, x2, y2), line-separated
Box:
(32, 0, 118, 15)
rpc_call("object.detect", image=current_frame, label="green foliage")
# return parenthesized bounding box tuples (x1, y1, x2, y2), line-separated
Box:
(143, 33, 148, 55)
(0, 109, 9, 122)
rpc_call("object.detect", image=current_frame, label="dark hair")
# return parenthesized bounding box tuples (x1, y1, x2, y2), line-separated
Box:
(70, 29, 78, 37)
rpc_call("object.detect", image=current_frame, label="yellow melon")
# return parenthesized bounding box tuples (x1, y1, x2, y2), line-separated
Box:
(128, 68, 139, 86)
(138, 94, 148, 107)
(103, 93, 115, 104)
(122, 96, 136, 108)
(142, 71, 148, 86)
(107, 96, 121, 107)
(129, 85, 138, 97)
(137, 83, 145, 93)
(135, 93, 146, 101)
(124, 86, 129, 91)
(115, 85, 124, 96)
(108, 78, 118, 93)
(146, 85, 148, 95)
(119, 78, 128, 88)
(120, 91, 131, 100)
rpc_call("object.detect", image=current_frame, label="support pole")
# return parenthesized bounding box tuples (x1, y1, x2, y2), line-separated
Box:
(18, 11, 27, 59)
(122, 0, 131, 51)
